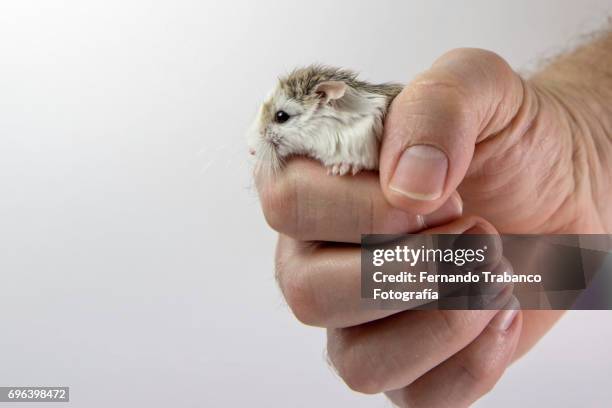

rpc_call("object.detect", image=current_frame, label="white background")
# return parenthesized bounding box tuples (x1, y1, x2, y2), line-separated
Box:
(0, 1, 611, 407)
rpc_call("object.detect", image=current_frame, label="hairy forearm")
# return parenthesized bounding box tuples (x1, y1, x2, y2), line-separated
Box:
(508, 34, 612, 361)
(533, 29, 612, 103)
(531, 30, 612, 232)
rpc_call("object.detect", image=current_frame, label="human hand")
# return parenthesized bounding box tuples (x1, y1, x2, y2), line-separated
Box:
(257, 159, 525, 407)
(380, 48, 611, 234)
(375, 46, 612, 388)
(257, 41, 612, 407)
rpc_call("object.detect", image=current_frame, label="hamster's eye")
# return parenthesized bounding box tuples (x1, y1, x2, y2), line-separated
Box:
(275, 110, 290, 124)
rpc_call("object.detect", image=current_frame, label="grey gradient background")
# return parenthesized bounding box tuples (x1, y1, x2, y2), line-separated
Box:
(0, 1, 611, 407)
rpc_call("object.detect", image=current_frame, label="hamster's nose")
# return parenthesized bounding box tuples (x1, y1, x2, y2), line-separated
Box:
(249, 148, 256, 156)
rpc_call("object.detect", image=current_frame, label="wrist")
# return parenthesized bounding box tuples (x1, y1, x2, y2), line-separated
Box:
(528, 77, 612, 232)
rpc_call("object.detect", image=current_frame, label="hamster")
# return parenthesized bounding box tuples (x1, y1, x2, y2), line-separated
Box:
(248, 65, 403, 176)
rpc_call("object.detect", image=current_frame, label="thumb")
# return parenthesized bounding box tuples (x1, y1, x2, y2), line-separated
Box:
(380, 48, 525, 214)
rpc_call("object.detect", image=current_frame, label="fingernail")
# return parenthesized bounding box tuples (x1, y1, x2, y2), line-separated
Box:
(421, 192, 463, 228)
(389, 145, 448, 201)
(489, 297, 520, 332)
(464, 224, 489, 235)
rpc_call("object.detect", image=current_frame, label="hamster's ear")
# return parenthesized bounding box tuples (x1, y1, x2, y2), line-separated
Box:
(314, 81, 347, 103)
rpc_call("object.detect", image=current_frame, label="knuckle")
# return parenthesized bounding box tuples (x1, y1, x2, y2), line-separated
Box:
(343, 372, 384, 395)
(458, 350, 503, 395)
(327, 331, 385, 394)
(438, 48, 511, 78)
(277, 263, 323, 326)
(405, 74, 475, 132)
(434, 310, 471, 343)
(407, 48, 517, 133)
(467, 49, 512, 77)
(443, 48, 506, 66)
(259, 171, 299, 236)
(395, 390, 426, 408)
(430, 310, 491, 350)
(409, 71, 469, 105)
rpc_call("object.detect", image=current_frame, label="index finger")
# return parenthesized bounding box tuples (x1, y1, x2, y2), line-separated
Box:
(256, 157, 463, 243)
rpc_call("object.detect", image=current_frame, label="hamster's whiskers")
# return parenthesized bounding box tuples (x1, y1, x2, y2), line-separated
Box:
(255, 141, 284, 179)
(247, 65, 404, 176)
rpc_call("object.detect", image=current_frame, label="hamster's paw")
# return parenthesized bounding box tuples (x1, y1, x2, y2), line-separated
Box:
(327, 163, 346, 176)
(326, 162, 362, 176)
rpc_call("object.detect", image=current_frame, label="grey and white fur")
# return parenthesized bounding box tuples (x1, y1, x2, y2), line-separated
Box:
(248, 65, 403, 176)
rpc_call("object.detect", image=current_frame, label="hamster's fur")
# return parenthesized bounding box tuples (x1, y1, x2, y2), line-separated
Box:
(248, 65, 403, 176)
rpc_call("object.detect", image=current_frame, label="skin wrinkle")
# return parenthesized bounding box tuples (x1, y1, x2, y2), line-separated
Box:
(274, 236, 319, 298)
(475, 334, 511, 378)
(358, 331, 404, 393)
(258, 35, 612, 407)
(393, 314, 520, 408)
(330, 327, 375, 392)
(273, 239, 286, 287)
(371, 317, 432, 391)
(296, 244, 358, 327)
(401, 68, 480, 131)
(412, 312, 485, 384)
(554, 86, 612, 230)
(391, 105, 473, 169)
(538, 85, 599, 232)
(454, 334, 507, 394)
(462, 78, 582, 232)
(434, 50, 518, 137)
(475, 65, 507, 136)
(400, 90, 478, 131)
(589, 108, 612, 170)
(353, 175, 372, 235)
(532, 31, 612, 231)
(471, 77, 536, 165)
(291, 169, 304, 238)
(367, 191, 375, 235)
(521, 116, 572, 230)
(479, 83, 505, 140)
(308, 253, 337, 321)
(461, 162, 528, 231)
(405, 77, 473, 109)
(454, 356, 489, 396)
